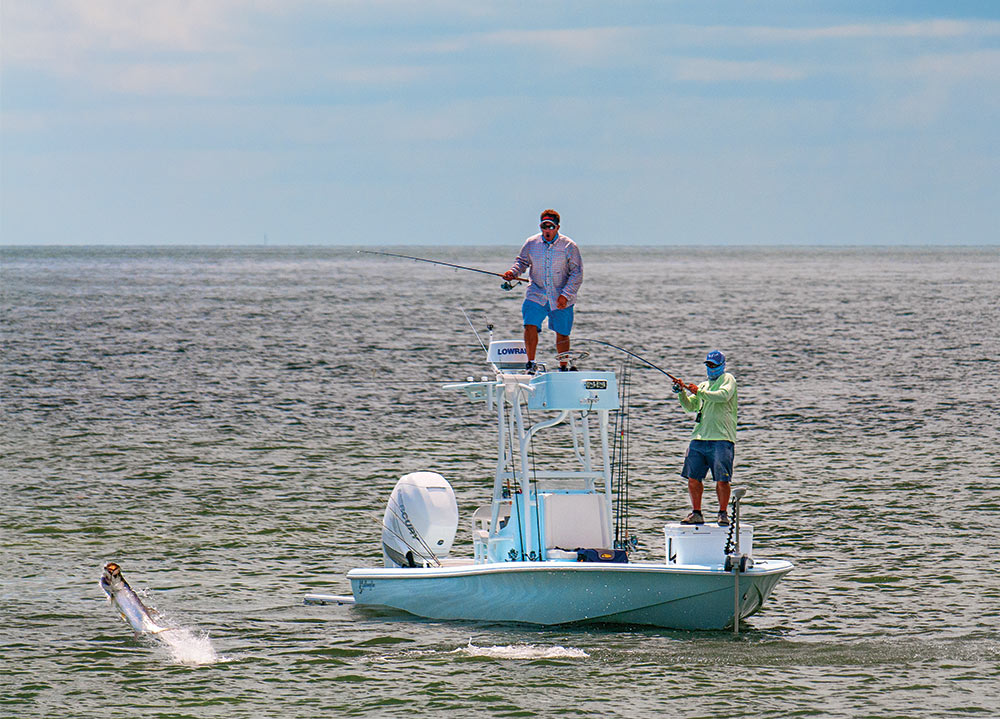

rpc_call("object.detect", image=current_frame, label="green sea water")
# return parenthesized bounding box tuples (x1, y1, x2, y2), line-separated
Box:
(2, 245, 998, 718)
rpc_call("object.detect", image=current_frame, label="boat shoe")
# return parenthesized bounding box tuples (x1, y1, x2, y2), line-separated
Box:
(680, 510, 704, 525)
(717, 511, 730, 526)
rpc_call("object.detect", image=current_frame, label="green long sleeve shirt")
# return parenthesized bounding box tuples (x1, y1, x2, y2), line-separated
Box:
(678, 372, 738, 443)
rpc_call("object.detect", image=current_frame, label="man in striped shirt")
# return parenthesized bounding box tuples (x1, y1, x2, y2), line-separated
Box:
(502, 209, 584, 373)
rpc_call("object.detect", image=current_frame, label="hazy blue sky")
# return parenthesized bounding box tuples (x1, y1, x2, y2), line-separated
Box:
(2, 1, 998, 246)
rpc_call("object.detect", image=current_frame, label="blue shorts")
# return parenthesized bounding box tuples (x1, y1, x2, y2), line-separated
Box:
(681, 440, 734, 483)
(522, 299, 574, 335)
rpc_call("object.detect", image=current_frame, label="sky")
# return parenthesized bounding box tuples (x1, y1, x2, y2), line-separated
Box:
(1, 1, 998, 246)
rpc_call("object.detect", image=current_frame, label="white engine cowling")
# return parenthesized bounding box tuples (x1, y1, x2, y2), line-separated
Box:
(382, 472, 458, 568)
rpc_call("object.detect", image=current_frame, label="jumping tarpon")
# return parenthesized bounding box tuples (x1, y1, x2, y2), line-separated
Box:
(100, 562, 172, 636)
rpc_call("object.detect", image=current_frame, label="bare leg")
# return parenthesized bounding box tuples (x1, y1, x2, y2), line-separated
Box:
(716, 481, 731, 513)
(556, 333, 570, 368)
(524, 325, 539, 361)
(687, 477, 703, 512)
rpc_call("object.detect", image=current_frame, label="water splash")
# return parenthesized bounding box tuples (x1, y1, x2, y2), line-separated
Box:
(155, 626, 221, 665)
(453, 638, 588, 660)
(109, 584, 222, 666)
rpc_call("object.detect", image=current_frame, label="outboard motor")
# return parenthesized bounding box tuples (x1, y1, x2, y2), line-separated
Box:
(382, 472, 458, 568)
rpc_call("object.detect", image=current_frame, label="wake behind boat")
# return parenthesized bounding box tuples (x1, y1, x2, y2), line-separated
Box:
(308, 338, 792, 631)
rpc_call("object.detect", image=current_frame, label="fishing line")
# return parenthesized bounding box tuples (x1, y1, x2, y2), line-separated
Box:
(610, 368, 623, 546)
(359, 250, 527, 290)
(379, 517, 433, 567)
(620, 358, 632, 551)
(613, 363, 621, 543)
(575, 338, 687, 386)
(613, 356, 632, 550)
(506, 406, 526, 561)
(383, 500, 443, 567)
(524, 403, 543, 561)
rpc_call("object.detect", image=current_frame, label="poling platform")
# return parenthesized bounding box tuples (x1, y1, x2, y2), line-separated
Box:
(314, 339, 792, 630)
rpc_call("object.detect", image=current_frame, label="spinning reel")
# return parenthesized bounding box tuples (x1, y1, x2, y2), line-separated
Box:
(554, 350, 590, 368)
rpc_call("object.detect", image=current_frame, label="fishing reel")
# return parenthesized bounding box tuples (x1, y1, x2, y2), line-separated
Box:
(500, 277, 527, 291)
(554, 350, 590, 367)
(614, 535, 639, 553)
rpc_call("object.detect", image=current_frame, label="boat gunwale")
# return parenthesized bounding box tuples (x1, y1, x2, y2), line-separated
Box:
(347, 558, 793, 580)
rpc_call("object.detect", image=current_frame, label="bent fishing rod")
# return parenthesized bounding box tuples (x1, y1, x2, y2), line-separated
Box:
(358, 250, 528, 291)
(575, 338, 698, 393)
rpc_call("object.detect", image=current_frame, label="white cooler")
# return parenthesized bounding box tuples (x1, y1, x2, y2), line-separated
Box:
(664, 522, 753, 566)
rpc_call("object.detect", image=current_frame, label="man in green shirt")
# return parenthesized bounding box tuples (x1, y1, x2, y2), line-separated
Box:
(673, 350, 737, 526)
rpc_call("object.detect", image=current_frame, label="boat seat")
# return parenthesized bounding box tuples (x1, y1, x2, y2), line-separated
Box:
(471, 503, 511, 539)
(472, 505, 491, 543)
(542, 493, 611, 551)
(472, 503, 513, 563)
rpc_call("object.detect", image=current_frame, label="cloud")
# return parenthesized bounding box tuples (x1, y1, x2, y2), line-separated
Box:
(7, 3, 999, 104)
(3, 0, 255, 65)
(449, 19, 1000, 58)
(867, 48, 1000, 128)
(1, 0, 273, 100)
(905, 48, 1000, 81)
(744, 19, 1000, 42)
(416, 19, 1000, 87)
(672, 58, 806, 84)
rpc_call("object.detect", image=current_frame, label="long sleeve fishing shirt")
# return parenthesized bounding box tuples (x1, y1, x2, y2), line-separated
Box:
(678, 372, 738, 443)
(508, 233, 584, 309)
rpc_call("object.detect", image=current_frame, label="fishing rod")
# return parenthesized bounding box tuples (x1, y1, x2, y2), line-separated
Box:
(460, 307, 488, 353)
(358, 250, 528, 291)
(383, 501, 443, 568)
(575, 338, 699, 393)
(461, 307, 503, 377)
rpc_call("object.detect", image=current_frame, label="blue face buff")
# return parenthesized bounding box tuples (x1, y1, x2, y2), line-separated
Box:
(705, 350, 726, 380)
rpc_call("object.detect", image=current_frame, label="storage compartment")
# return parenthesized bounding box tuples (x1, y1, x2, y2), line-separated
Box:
(526, 371, 619, 410)
(664, 522, 753, 566)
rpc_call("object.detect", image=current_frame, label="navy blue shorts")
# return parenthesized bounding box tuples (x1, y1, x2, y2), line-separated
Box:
(522, 299, 574, 335)
(681, 440, 734, 483)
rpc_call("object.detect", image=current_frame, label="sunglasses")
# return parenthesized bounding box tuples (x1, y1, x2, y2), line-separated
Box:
(540, 222, 557, 229)
(705, 361, 722, 368)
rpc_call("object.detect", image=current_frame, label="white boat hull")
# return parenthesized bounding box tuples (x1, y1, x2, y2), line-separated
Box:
(346, 559, 792, 630)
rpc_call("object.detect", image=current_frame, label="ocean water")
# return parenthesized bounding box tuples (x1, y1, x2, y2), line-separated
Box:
(1, 245, 998, 718)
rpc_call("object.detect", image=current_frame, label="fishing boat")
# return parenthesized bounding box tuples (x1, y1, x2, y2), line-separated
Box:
(307, 338, 793, 631)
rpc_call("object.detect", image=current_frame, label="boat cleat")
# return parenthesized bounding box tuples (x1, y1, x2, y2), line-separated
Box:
(724, 553, 754, 572)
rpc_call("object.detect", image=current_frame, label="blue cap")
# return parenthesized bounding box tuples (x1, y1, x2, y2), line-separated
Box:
(705, 350, 725, 367)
